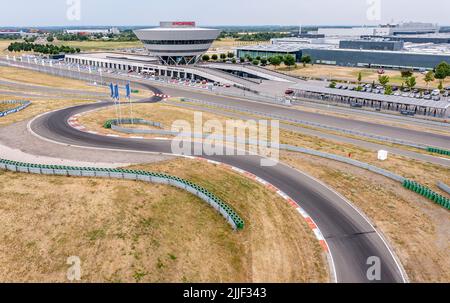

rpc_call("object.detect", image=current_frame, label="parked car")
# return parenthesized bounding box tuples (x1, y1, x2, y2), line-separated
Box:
(350, 102, 363, 108)
(431, 89, 440, 96)
(432, 95, 441, 101)
(424, 95, 432, 100)
(285, 89, 294, 95)
(400, 110, 415, 116)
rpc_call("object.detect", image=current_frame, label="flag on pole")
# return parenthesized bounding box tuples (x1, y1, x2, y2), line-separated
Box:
(114, 84, 120, 100)
(109, 83, 114, 98)
(126, 82, 131, 99)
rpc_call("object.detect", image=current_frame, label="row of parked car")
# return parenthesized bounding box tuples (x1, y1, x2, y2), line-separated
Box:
(333, 83, 449, 101)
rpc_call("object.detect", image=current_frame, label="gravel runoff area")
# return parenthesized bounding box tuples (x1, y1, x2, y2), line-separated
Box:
(0, 119, 174, 167)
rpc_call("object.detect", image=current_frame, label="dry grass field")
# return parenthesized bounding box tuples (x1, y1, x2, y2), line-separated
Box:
(0, 158, 328, 283)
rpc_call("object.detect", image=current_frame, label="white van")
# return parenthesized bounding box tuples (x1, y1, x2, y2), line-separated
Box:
(431, 89, 440, 96)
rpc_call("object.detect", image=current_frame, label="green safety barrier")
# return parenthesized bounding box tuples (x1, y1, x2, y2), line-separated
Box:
(131, 89, 139, 93)
(403, 179, 450, 210)
(427, 147, 450, 156)
(103, 120, 113, 129)
(0, 158, 244, 230)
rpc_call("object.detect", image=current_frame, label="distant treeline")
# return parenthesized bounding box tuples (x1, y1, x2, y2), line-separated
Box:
(0, 34, 21, 40)
(53, 30, 138, 42)
(7, 42, 81, 55)
(218, 31, 292, 41)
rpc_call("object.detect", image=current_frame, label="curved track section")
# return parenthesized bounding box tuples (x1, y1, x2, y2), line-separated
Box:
(28, 85, 406, 283)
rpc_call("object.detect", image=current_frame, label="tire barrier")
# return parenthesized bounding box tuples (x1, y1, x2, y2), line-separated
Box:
(0, 158, 245, 230)
(437, 182, 450, 196)
(427, 147, 450, 156)
(0, 100, 31, 117)
(403, 180, 450, 210)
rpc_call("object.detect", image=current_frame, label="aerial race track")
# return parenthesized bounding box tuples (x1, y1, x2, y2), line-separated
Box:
(27, 82, 407, 283)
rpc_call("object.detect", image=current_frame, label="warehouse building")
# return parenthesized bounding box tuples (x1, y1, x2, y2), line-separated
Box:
(339, 39, 404, 51)
(236, 44, 450, 70)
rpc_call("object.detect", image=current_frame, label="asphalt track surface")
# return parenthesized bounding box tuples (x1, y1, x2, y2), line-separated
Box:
(29, 83, 406, 283)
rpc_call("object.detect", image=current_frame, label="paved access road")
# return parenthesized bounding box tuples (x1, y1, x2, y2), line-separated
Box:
(29, 84, 406, 283)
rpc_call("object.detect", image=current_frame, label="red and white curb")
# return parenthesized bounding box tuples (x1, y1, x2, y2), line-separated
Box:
(191, 157, 336, 282)
(154, 93, 171, 99)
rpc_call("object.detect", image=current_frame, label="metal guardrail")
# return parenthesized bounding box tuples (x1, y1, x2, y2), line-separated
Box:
(0, 158, 245, 230)
(437, 182, 450, 196)
(101, 116, 406, 184)
(177, 98, 433, 150)
(104, 118, 167, 135)
(0, 100, 31, 117)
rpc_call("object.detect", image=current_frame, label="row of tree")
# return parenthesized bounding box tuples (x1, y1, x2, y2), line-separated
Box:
(202, 53, 311, 69)
(202, 52, 235, 62)
(7, 42, 81, 55)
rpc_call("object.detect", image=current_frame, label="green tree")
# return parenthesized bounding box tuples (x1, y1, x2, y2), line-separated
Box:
(252, 59, 260, 66)
(211, 54, 218, 61)
(231, 58, 237, 64)
(239, 57, 245, 63)
(269, 56, 282, 69)
(357, 71, 362, 84)
(47, 35, 54, 42)
(329, 81, 337, 88)
(227, 52, 235, 59)
(220, 53, 227, 60)
(260, 58, 268, 66)
(438, 81, 444, 91)
(283, 55, 296, 69)
(378, 75, 390, 87)
(202, 54, 210, 62)
(434, 61, 450, 80)
(401, 70, 413, 78)
(300, 55, 311, 67)
(406, 76, 417, 89)
(384, 85, 393, 95)
(424, 71, 435, 88)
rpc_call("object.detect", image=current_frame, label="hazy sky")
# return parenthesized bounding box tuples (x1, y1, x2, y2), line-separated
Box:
(0, 0, 448, 27)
